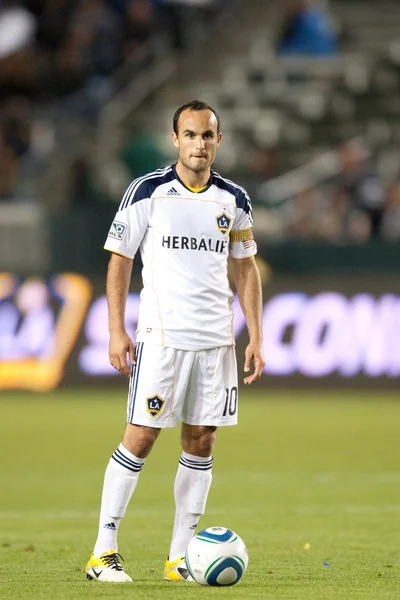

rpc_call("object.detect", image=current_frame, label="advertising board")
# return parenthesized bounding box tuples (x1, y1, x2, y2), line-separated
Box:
(1, 272, 400, 390)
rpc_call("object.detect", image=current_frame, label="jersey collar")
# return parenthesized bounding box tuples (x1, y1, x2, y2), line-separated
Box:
(172, 163, 213, 194)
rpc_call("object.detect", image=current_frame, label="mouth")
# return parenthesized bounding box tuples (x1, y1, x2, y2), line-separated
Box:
(192, 155, 206, 159)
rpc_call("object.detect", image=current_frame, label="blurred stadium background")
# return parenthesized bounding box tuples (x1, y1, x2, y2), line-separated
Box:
(1, 1, 400, 598)
(2, 0, 400, 389)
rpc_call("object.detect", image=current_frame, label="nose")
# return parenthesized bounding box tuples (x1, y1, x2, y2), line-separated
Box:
(197, 136, 205, 150)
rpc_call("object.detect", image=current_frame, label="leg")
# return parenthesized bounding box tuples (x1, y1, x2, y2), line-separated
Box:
(93, 424, 161, 557)
(88, 341, 184, 582)
(181, 423, 216, 456)
(167, 424, 216, 566)
(122, 423, 161, 458)
(165, 345, 238, 577)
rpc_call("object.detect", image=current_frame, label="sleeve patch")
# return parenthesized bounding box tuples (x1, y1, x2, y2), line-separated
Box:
(108, 221, 127, 240)
(230, 228, 253, 243)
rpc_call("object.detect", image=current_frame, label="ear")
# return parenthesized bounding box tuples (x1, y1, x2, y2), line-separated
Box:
(172, 131, 179, 148)
(216, 132, 222, 147)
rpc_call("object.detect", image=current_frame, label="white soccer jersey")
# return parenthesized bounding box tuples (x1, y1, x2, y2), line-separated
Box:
(104, 164, 257, 350)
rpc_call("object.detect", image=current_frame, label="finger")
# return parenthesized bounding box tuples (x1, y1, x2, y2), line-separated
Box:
(119, 353, 131, 377)
(110, 355, 121, 373)
(254, 357, 264, 379)
(244, 351, 252, 373)
(110, 352, 129, 376)
(243, 358, 264, 385)
(129, 342, 136, 365)
(243, 372, 258, 385)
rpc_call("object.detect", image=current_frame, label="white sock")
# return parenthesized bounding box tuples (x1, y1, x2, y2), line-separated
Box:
(168, 451, 213, 562)
(93, 444, 144, 557)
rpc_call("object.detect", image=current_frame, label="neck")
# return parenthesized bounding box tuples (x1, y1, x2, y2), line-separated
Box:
(176, 161, 210, 189)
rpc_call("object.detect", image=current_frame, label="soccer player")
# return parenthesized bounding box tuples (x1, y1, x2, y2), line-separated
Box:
(85, 100, 265, 582)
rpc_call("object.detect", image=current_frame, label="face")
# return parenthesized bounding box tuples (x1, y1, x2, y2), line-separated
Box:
(172, 109, 222, 174)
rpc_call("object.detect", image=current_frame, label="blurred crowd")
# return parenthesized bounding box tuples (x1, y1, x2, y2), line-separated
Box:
(267, 140, 400, 244)
(0, 0, 221, 100)
(2, 0, 400, 246)
(0, 0, 222, 198)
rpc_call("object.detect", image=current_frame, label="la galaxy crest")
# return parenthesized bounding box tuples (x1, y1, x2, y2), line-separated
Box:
(146, 394, 165, 418)
(216, 212, 232, 236)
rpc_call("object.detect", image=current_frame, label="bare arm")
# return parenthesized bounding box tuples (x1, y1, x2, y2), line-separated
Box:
(107, 252, 135, 376)
(232, 255, 265, 384)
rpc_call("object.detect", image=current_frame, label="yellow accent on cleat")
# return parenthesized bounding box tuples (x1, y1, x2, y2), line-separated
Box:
(164, 556, 194, 582)
(85, 550, 132, 583)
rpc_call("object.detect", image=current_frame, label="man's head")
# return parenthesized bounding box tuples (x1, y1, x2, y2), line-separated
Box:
(172, 100, 222, 174)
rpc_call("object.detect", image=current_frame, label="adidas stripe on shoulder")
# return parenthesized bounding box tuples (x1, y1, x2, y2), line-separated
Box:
(119, 166, 174, 210)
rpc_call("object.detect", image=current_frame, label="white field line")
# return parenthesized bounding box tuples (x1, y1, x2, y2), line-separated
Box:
(214, 472, 400, 485)
(2, 505, 400, 520)
(12, 472, 400, 486)
(0, 507, 251, 520)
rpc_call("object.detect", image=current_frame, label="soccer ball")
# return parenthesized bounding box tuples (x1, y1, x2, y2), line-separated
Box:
(185, 526, 248, 586)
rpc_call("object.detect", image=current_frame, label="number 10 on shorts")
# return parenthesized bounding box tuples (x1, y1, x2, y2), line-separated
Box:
(222, 387, 238, 417)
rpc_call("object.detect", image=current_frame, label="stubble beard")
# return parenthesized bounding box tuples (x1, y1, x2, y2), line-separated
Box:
(180, 155, 212, 174)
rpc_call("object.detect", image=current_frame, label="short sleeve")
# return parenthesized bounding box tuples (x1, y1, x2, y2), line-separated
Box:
(229, 189, 257, 259)
(104, 184, 150, 259)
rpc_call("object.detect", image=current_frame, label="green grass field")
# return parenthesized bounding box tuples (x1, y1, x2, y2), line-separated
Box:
(1, 389, 400, 599)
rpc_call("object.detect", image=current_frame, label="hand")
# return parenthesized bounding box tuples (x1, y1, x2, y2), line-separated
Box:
(243, 341, 265, 385)
(109, 330, 136, 377)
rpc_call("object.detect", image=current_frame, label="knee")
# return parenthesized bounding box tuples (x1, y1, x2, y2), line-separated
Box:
(182, 425, 217, 457)
(122, 424, 161, 458)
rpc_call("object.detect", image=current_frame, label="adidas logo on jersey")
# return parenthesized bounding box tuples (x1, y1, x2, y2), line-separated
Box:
(103, 522, 116, 530)
(167, 187, 180, 196)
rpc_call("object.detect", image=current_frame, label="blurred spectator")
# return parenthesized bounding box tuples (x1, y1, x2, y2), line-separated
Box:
(67, 157, 99, 208)
(250, 145, 277, 183)
(0, 96, 31, 199)
(50, 0, 121, 97)
(66, 155, 115, 210)
(33, 0, 76, 54)
(334, 140, 384, 237)
(277, 0, 338, 57)
(380, 182, 400, 242)
(123, 0, 155, 57)
(0, 129, 18, 199)
(289, 185, 343, 241)
(160, 0, 221, 50)
(2, 96, 31, 158)
(75, 0, 123, 77)
(289, 186, 321, 239)
(346, 209, 372, 244)
(238, 144, 278, 203)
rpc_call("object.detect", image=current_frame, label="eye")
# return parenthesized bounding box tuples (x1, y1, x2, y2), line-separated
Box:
(204, 133, 212, 139)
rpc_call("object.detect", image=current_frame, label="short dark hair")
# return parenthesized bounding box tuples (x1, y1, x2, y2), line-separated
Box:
(173, 100, 221, 135)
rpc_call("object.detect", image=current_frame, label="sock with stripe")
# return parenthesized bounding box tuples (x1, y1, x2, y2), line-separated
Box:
(93, 444, 144, 557)
(168, 451, 213, 562)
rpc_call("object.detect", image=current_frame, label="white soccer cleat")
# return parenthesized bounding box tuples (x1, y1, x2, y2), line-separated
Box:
(85, 550, 132, 582)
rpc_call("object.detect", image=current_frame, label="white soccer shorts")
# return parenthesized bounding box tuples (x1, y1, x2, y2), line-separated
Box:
(126, 342, 239, 428)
